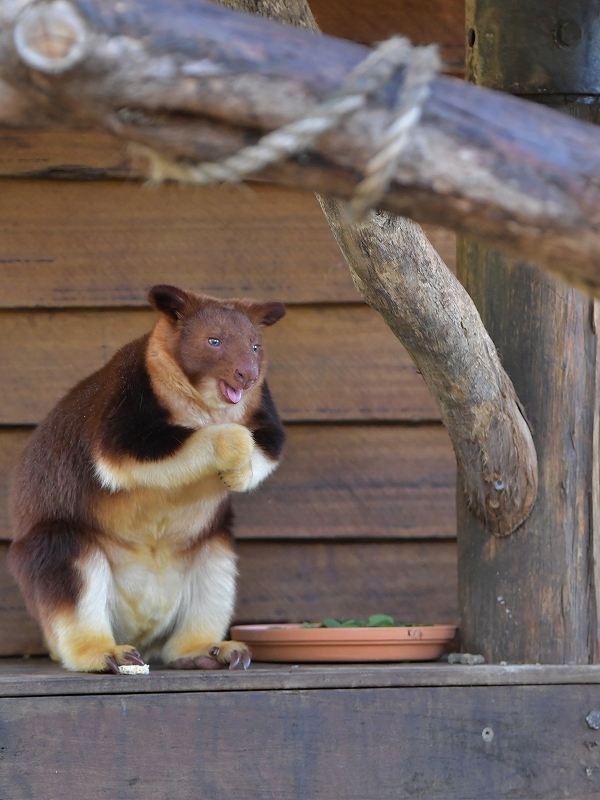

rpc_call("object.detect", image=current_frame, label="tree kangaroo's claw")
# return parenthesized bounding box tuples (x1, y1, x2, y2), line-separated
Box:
(227, 649, 251, 670)
(106, 656, 120, 674)
(124, 650, 146, 666)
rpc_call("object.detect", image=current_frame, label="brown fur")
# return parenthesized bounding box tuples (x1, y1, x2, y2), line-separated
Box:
(9, 285, 286, 672)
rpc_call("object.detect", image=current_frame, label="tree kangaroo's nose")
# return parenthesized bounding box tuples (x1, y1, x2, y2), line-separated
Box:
(234, 364, 259, 386)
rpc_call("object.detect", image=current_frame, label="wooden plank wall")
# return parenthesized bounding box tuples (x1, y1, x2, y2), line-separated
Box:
(3, 680, 600, 800)
(310, 0, 465, 73)
(0, 0, 465, 656)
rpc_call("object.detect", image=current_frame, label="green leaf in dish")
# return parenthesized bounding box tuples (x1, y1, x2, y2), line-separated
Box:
(366, 614, 396, 627)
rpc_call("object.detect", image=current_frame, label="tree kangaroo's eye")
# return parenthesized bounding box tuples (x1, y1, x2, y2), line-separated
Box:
(208, 338, 221, 347)
(252, 344, 259, 352)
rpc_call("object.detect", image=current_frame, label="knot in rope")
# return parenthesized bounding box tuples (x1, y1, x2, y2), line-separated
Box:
(132, 36, 441, 221)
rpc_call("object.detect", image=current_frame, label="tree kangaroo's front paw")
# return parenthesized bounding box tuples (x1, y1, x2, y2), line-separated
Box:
(169, 641, 251, 671)
(219, 463, 253, 492)
(214, 424, 254, 473)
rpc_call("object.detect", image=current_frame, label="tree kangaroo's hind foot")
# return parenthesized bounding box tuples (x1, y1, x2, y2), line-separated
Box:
(169, 641, 251, 670)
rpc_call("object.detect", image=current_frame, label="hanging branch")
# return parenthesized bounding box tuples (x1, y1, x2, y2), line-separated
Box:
(216, 0, 538, 536)
(0, 0, 599, 292)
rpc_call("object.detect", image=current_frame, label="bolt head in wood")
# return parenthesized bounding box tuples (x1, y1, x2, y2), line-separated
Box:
(14, 1, 88, 74)
(555, 20, 583, 48)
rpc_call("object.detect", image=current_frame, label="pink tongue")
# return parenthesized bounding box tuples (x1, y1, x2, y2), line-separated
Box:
(224, 384, 243, 404)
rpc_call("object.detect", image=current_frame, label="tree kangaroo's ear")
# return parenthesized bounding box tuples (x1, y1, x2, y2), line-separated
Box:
(148, 285, 193, 322)
(239, 300, 286, 327)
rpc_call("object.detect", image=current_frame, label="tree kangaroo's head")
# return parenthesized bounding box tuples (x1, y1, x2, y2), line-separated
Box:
(148, 284, 285, 409)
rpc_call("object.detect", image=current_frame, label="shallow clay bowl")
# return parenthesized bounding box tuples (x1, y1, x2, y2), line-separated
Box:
(230, 623, 457, 663)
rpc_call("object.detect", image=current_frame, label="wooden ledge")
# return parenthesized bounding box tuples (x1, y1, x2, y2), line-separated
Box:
(3, 657, 600, 697)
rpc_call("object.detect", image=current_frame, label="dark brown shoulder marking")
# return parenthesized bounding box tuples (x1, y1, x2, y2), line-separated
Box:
(250, 381, 286, 460)
(99, 337, 195, 462)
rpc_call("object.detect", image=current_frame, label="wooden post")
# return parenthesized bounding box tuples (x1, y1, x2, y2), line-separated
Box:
(458, 0, 600, 663)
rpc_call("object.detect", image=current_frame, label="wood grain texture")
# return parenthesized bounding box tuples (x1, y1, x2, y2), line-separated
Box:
(5, 658, 600, 697)
(235, 424, 456, 539)
(0, 425, 457, 541)
(457, 240, 597, 664)
(320, 199, 537, 537)
(0, 544, 45, 655)
(0, 128, 131, 177)
(1, 685, 600, 799)
(0, 179, 359, 306)
(455, 48, 600, 663)
(309, 0, 465, 71)
(0, 177, 454, 306)
(0, 306, 441, 425)
(0, 428, 29, 539)
(0, 538, 458, 654)
(235, 539, 458, 623)
(215, 0, 465, 72)
(0, 165, 454, 285)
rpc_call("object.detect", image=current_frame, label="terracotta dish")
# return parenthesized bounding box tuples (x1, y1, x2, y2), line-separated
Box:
(230, 623, 457, 663)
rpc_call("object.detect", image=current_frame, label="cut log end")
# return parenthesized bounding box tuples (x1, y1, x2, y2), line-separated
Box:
(458, 384, 538, 538)
(462, 459, 537, 538)
(14, 1, 88, 75)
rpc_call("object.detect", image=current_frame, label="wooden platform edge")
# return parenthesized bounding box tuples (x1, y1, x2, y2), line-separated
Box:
(2, 659, 600, 697)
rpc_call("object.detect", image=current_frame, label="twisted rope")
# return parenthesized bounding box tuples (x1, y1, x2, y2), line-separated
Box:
(132, 36, 441, 221)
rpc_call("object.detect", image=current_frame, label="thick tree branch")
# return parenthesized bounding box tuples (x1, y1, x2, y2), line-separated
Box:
(0, 0, 599, 290)
(214, 0, 538, 535)
(0, 0, 541, 533)
(319, 201, 537, 536)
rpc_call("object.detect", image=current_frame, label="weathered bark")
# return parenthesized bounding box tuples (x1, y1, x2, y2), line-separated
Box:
(0, 1, 599, 292)
(321, 205, 538, 536)
(215, 0, 538, 536)
(457, 0, 600, 664)
(458, 240, 599, 662)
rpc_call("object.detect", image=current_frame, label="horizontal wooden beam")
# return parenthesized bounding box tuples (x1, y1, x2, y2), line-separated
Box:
(0, 424, 456, 542)
(0, 179, 357, 305)
(1, 677, 599, 798)
(0, 542, 45, 654)
(6, 659, 600, 695)
(0, 0, 597, 289)
(0, 306, 441, 424)
(0, 177, 454, 306)
(309, 0, 465, 72)
(236, 425, 456, 539)
(236, 539, 458, 623)
(0, 537, 458, 654)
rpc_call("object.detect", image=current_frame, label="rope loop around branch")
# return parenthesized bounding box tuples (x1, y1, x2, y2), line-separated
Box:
(132, 36, 441, 220)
